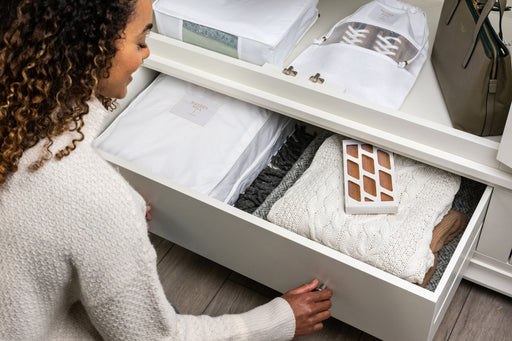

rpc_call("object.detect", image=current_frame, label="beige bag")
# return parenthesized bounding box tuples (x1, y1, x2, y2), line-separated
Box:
(431, 0, 511, 136)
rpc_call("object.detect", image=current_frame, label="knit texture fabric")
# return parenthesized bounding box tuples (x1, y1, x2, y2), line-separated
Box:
(252, 131, 483, 290)
(267, 135, 461, 284)
(0, 98, 295, 341)
(235, 125, 316, 213)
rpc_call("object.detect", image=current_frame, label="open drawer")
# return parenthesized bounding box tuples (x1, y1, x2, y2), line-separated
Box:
(95, 122, 491, 341)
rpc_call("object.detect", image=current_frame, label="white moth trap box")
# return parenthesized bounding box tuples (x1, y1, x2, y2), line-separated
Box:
(342, 139, 397, 214)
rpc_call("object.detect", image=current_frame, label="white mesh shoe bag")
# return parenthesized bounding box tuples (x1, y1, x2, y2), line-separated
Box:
(95, 74, 294, 204)
(153, 0, 319, 66)
(290, 0, 429, 109)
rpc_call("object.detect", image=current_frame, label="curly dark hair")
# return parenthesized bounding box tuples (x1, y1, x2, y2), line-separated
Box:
(0, 0, 138, 185)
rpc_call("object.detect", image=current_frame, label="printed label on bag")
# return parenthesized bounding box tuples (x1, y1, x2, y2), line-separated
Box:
(368, 6, 400, 25)
(170, 94, 220, 126)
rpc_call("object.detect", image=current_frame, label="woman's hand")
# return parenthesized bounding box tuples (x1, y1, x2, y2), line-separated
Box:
(145, 204, 152, 230)
(281, 279, 333, 337)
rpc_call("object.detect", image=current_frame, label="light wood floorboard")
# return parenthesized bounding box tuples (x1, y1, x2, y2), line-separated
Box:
(203, 279, 270, 316)
(156, 243, 231, 315)
(433, 281, 472, 341)
(149, 233, 174, 263)
(150, 233, 512, 340)
(447, 283, 512, 341)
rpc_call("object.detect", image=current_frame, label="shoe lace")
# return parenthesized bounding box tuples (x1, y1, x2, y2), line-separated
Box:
(341, 25, 370, 45)
(373, 34, 401, 56)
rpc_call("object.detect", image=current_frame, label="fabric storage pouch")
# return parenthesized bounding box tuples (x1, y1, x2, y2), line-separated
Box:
(95, 73, 295, 205)
(153, 0, 319, 66)
(289, 0, 429, 109)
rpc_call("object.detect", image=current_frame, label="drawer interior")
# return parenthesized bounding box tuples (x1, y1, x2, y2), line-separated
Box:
(97, 62, 489, 291)
(96, 82, 488, 293)
(231, 125, 487, 292)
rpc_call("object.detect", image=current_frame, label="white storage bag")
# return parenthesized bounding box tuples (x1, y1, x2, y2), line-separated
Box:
(95, 74, 294, 204)
(290, 0, 429, 109)
(153, 0, 319, 66)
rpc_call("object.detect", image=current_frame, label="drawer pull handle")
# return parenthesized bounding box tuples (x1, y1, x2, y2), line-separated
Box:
(315, 282, 328, 291)
(282, 66, 297, 76)
(309, 73, 325, 84)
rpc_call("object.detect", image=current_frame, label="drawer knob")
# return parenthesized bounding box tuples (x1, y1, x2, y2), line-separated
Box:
(314, 282, 328, 291)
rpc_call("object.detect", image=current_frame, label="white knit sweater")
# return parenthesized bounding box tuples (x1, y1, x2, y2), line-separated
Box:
(268, 135, 460, 284)
(0, 98, 295, 341)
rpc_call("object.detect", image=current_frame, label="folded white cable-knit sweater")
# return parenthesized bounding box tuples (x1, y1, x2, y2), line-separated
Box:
(267, 135, 460, 284)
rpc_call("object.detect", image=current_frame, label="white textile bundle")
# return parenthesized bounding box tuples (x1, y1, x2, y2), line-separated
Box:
(267, 135, 460, 284)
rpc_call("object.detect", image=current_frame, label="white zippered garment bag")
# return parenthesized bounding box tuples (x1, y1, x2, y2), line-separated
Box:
(153, 0, 319, 66)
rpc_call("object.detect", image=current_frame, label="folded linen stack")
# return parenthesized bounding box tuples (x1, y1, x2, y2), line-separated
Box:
(153, 0, 319, 66)
(267, 135, 462, 285)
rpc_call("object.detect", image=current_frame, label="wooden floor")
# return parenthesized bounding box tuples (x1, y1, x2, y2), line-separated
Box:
(149, 233, 512, 341)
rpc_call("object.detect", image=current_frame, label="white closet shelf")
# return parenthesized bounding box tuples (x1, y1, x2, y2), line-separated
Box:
(142, 0, 512, 190)
(144, 26, 512, 189)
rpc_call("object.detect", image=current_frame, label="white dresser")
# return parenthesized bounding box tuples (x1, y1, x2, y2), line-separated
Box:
(96, 1, 512, 340)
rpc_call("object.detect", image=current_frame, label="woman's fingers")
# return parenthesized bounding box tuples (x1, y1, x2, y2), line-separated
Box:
(286, 279, 319, 295)
(281, 279, 333, 337)
(310, 309, 331, 324)
(312, 322, 324, 333)
(310, 288, 333, 301)
(310, 297, 332, 315)
(145, 204, 152, 221)
(146, 204, 152, 231)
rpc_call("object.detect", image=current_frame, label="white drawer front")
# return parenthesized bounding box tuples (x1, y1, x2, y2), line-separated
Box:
(98, 150, 492, 341)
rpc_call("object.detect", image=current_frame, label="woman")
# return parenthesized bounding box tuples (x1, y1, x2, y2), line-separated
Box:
(0, 0, 333, 340)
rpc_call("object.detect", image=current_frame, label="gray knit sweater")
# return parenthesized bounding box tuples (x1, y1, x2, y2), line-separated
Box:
(0, 97, 295, 341)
